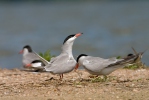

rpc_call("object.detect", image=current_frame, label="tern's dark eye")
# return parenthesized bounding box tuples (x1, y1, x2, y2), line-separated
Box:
(63, 34, 75, 44)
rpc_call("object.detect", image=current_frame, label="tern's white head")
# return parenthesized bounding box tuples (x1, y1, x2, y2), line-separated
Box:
(62, 33, 83, 56)
(75, 54, 88, 70)
(63, 33, 83, 44)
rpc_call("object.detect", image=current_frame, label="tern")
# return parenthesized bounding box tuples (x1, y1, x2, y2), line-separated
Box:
(32, 33, 83, 80)
(19, 45, 45, 71)
(75, 52, 143, 79)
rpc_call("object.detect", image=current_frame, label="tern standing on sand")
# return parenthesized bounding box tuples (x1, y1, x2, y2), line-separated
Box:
(75, 53, 142, 79)
(32, 33, 83, 80)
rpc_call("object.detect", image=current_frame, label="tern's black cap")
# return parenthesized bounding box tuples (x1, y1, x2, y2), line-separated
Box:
(63, 34, 75, 44)
(23, 45, 32, 52)
(63, 33, 83, 44)
(76, 54, 88, 62)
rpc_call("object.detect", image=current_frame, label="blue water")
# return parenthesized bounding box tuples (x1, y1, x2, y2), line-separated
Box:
(0, 1, 149, 69)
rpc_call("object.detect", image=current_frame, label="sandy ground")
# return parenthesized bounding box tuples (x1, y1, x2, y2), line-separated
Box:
(0, 68, 149, 100)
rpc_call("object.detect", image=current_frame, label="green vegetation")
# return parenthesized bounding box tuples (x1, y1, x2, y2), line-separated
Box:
(74, 82, 82, 85)
(124, 64, 140, 70)
(90, 76, 106, 82)
(116, 55, 146, 70)
(90, 75, 108, 83)
(90, 76, 117, 83)
(116, 56, 121, 59)
(124, 62, 146, 69)
(38, 50, 54, 61)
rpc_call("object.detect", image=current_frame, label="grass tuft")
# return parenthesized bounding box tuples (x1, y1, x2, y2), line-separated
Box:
(90, 76, 108, 83)
(38, 50, 54, 61)
(116, 56, 147, 69)
(124, 62, 147, 69)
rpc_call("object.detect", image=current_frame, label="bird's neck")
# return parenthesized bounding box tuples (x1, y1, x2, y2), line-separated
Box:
(61, 42, 74, 58)
(78, 56, 86, 66)
(23, 49, 30, 56)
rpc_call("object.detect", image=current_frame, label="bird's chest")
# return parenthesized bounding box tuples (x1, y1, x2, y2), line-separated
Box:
(67, 57, 76, 64)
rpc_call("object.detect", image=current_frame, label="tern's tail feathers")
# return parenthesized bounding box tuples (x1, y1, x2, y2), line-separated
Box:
(33, 50, 49, 66)
(106, 52, 143, 68)
(133, 52, 144, 63)
(131, 47, 138, 55)
(131, 47, 147, 57)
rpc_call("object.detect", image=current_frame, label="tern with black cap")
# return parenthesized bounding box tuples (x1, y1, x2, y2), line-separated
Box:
(19, 45, 45, 71)
(75, 53, 142, 79)
(33, 33, 83, 80)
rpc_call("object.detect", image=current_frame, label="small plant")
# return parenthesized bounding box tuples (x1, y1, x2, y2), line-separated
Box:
(90, 76, 108, 83)
(74, 82, 82, 85)
(124, 64, 139, 69)
(38, 50, 54, 61)
(116, 56, 121, 59)
(124, 62, 146, 69)
(116, 55, 146, 69)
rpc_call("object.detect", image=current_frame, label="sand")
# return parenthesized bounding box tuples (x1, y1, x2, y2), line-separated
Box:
(0, 68, 149, 100)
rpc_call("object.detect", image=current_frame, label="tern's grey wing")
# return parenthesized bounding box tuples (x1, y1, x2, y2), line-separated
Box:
(45, 53, 76, 74)
(82, 56, 120, 72)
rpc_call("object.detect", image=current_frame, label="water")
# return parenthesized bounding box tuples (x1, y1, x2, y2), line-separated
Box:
(0, 1, 149, 69)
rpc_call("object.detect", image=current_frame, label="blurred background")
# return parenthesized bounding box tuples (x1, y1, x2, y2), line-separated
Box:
(0, 0, 149, 69)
